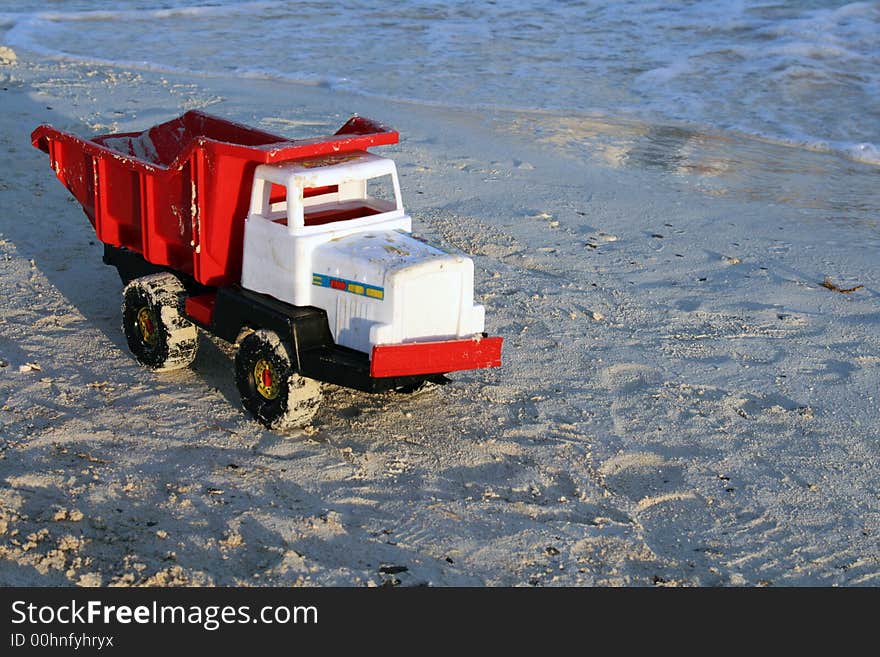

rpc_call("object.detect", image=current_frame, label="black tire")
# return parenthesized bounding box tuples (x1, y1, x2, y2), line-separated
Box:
(234, 329, 322, 431)
(394, 375, 449, 394)
(121, 273, 198, 371)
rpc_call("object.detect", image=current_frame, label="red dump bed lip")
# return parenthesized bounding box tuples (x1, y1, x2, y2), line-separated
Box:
(370, 335, 503, 378)
(31, 110, 399, 171)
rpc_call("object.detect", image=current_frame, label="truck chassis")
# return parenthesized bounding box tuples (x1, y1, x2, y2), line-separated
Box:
(105, 243, 447, 392)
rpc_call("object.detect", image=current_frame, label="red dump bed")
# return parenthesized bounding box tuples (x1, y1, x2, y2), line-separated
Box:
(32, 111, 398, 287)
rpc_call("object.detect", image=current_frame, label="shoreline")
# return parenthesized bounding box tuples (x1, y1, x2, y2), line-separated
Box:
(1, 48, 878, 586)
(4, 2, 878, 170)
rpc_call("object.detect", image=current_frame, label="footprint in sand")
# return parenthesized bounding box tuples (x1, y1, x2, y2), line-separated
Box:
(598, 363, 663, 394)
(599, 451, 685, 502)
(675, 297, 702, 312)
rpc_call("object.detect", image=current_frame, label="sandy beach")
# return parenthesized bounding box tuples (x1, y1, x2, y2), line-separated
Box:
(1, 40, 878, 587)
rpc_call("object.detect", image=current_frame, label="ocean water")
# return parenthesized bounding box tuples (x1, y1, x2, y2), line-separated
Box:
(1, 0, 878, 167)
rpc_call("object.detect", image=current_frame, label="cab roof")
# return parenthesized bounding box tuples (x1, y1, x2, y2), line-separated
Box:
(256, 151, 396, 189)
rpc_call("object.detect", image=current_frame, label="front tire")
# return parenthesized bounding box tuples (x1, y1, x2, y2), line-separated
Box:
(234, 329, 322, 431)
(122, 273, 198, 371)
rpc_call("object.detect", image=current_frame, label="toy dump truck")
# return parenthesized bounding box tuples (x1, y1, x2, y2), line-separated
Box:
(32, 111, 502, 430)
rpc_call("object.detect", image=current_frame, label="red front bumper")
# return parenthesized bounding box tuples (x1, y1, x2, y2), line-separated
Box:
(370, 335, 503, 378)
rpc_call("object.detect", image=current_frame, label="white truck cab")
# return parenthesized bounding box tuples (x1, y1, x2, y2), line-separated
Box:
(241, 151, 486, 355)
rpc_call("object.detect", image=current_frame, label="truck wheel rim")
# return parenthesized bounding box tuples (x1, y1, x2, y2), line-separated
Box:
(137, 307, 158, 346)
(254, 359, 280, 400)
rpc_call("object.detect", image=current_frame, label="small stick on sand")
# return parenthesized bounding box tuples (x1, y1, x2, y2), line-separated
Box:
(820, 277, 864, 294)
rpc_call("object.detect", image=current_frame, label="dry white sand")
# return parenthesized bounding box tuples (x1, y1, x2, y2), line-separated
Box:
(1, 47, 878, 586)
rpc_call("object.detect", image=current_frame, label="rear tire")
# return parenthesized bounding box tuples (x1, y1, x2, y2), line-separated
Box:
(122, 273, 198, 371)
(234, 329, 322, 431)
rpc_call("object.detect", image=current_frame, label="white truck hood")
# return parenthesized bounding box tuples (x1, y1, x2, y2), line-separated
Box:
(317, 229, 458, 281)
(311, 230, 485, 352)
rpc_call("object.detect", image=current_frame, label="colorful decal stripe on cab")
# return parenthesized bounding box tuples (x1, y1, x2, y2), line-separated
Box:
(312, 273, 384, 300)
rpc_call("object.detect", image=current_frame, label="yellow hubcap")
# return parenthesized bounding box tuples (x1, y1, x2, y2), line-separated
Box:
(254, 359, 280, 400)
(137, 307, 158, 346)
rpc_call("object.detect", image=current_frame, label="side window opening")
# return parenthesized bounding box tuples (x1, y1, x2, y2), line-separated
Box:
(366, 174, 396, 208)
(301, 174, 399, 227)
(268, 183, 286, 221)
(269, 183, 286, 204)
(304, 185, 338, 199)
